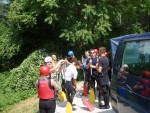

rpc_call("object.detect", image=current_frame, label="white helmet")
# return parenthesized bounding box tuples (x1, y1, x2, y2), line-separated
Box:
(122, 64, 128, 68)
(44, 56, 52, 62)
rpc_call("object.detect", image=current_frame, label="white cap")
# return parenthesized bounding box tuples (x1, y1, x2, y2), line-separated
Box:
(44, 56, 52, 62)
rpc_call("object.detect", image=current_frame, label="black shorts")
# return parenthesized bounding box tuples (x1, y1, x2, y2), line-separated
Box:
(39, 99, 56, 113)
(64, 81, 75, 93)
(84, 70, 90, 83)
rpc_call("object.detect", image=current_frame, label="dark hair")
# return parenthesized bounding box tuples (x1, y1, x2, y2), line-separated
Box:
(99, 47, 106, 54)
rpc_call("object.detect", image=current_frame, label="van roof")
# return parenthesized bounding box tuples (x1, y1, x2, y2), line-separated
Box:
(110, 32, 150, 62)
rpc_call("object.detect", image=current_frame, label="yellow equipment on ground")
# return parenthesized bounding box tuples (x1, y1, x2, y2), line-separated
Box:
(59, 88, 66, 101)
(66, 102, 72, 113)
(89, 88, 95, 104)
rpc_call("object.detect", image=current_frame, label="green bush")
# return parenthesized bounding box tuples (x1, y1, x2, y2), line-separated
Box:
(0, 49, 47, 111)
(0, 49, 85, 111)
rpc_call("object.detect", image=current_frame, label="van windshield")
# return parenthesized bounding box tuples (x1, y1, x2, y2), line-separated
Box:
(122, 39, 150, 78)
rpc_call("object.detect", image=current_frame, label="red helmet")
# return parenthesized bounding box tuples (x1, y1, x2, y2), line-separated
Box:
(94, 49, 98, 53)
(40, 65, 50, 76)
(104, 52, 108, 57)
(142, 70, 150, 78)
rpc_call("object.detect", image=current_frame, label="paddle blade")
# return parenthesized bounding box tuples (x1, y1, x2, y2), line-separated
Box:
(89, 88, 95, 104)
(83, 83, 87, 96)
(82, 97, 94, 111)
(66, 102, 72, 113)
(59, 88, 66, 101)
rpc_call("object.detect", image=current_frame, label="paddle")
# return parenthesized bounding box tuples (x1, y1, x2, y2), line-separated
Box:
(66, 102, 72, 113)
(89, 88, 95, 104)
(82, 56, 88, 96)
(82, 97, 94, 111)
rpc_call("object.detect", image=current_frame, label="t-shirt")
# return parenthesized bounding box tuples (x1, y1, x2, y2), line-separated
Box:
(63, 64, 78, 81)
(98, 56, 110, 85)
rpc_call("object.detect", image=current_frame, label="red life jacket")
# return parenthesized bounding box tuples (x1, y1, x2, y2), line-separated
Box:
(38, 79, 54, 99)
(141, 87, 150, 97)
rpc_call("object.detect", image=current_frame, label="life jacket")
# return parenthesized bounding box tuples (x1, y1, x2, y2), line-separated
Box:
(38, 78, 55, 99)
(141, 86, 150, 97)
(88, 57, 99, 70)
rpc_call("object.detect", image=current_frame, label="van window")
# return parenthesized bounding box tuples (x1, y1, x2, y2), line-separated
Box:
(122, 39, 150, 78)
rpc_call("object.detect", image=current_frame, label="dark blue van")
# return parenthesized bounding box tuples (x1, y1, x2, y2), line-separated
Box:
(110, 33, 150, 113)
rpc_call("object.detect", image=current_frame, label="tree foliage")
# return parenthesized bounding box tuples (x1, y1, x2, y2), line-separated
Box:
(0, 22, 21, 59)
(0, 0, 149, 71)
(0, 0, 150, 110)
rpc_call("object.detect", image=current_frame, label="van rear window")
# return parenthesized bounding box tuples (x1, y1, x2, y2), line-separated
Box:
(122, 39, 150, 78)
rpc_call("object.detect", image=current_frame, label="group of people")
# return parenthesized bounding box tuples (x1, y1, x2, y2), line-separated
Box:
(36, 52, 81, 113)
(82, 47, 110, 109)
(36, 47, 111, 113)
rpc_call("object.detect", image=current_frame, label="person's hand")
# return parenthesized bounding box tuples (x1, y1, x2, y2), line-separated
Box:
(55, 90, 59, 100)
(51, 73, 55, 78)
(89, 59, 92, 64)
(96, 63, 99, 69)
(60, 59, 64, 62)
(61, 60, 65, 64)
(90, 64, 92, 68)
(58, 60, 65, 65)
(65, 59, 69, 64)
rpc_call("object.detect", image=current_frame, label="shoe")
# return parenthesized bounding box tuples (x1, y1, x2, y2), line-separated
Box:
(105, 105, 110, 109)
(72, 104, 76, 106)
(73, 107, 77, 111)
(100, 105, 110, 109)
(100, 106, 105, 109)
(99, 104, 104, 108)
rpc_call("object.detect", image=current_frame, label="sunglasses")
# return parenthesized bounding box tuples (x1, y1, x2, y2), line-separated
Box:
(90, 52, 95, 54)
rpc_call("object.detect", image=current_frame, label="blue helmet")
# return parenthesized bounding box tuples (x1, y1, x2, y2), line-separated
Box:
(68, 50, 74, 56)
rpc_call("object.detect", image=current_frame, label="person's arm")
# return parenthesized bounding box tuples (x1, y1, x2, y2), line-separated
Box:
(86, 59, 91, 69)
(90, 64, 97, 69)
(56, 64, 63, 73)
(66, 59, 72, 65)
(51, 79, 59, 99)
(72, 78, 77, 91)
(51, 60, 65, 72)
(50, 67, 55, 73)
(96, 60, 103, 73)
(86, 63, 90, 69)
(86, 58, 97, 69)
(51, 79, 58, 90)
(97, 66, 102, 73)
(73, 69, 78, 91)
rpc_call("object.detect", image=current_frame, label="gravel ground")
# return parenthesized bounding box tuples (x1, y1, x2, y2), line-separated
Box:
(55, 83, 116, 113)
